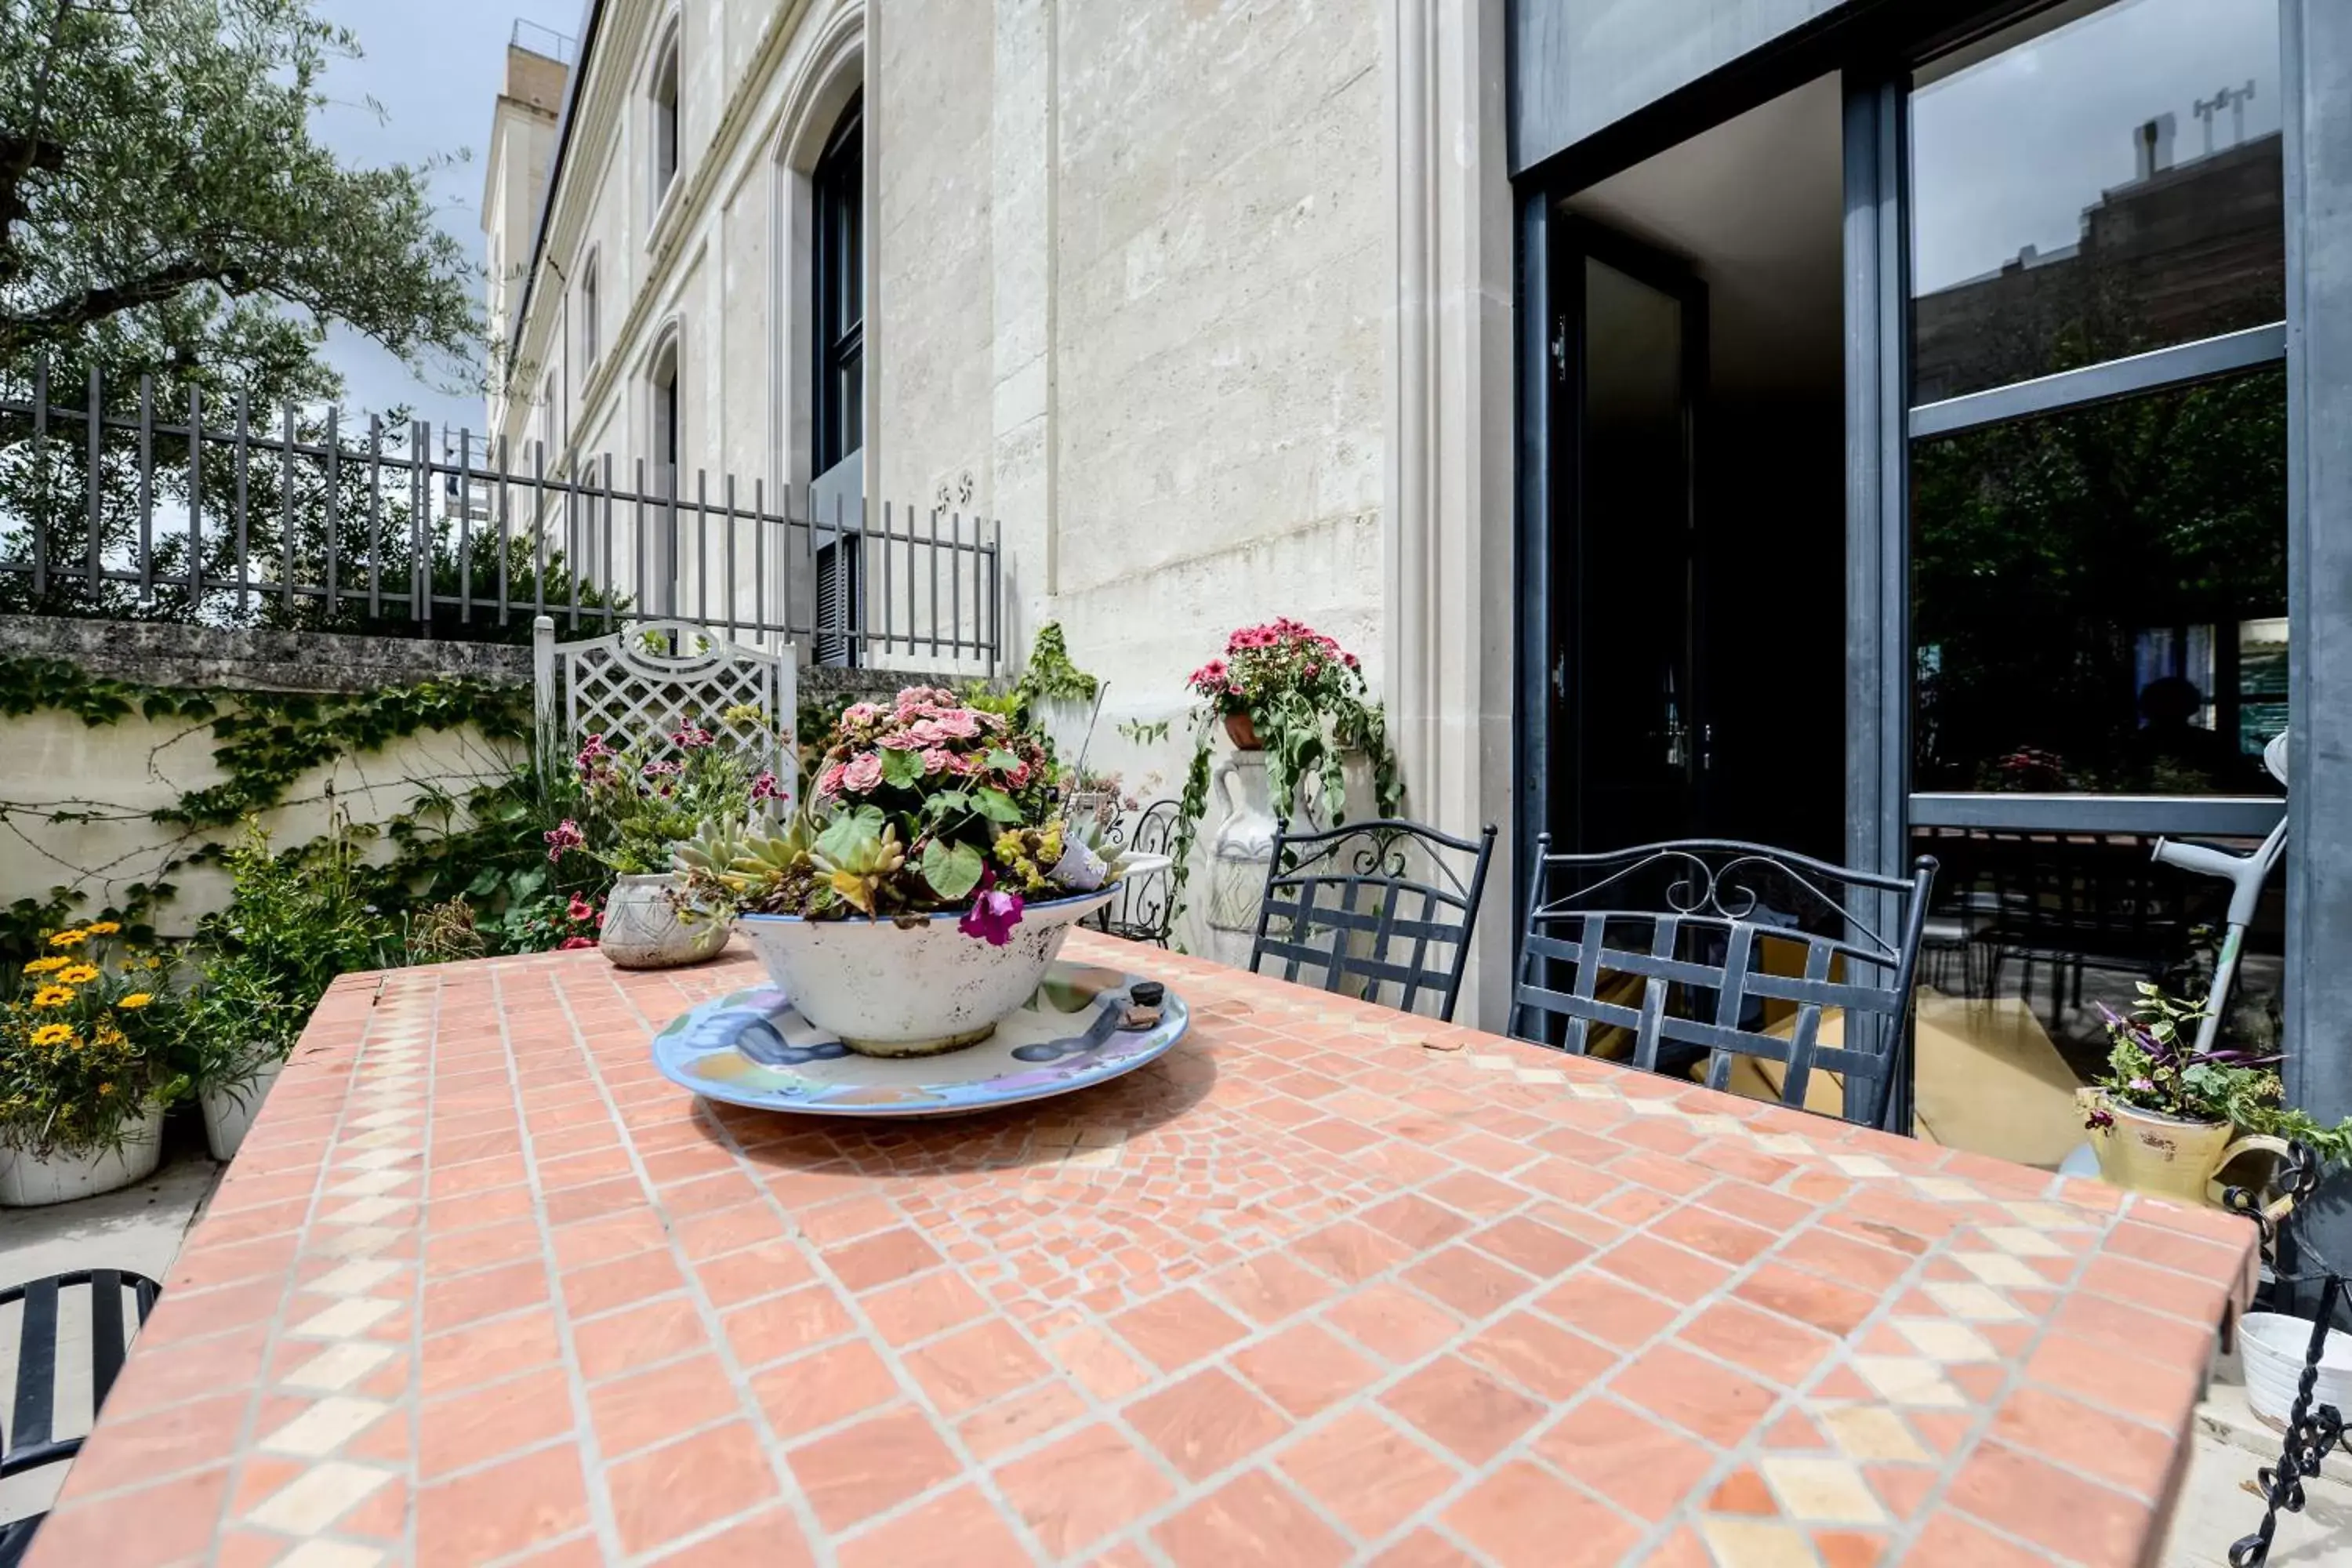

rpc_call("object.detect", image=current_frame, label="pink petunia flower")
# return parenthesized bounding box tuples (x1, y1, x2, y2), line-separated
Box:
(958, 870, 1025, 946)
(557, 935, 597, 951)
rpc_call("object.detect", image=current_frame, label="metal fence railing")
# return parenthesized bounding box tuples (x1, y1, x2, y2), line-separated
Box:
(0, 364, 1004, 672)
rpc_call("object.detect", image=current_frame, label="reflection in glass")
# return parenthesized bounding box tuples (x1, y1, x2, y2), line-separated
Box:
(1911, 368, 2285, 795)
(1908, 826, 2281, 1168)
(1910, 0, 2282, 401)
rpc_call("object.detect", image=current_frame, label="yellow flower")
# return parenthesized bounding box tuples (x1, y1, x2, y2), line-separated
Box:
(47, 929, 85, 947)
(21, 956, 67, 974)
(29, 1023, 72, 1047)
(83, 920, 120, 935)
(31, 985, 73, 1008)
(117, 993, 154, 1010)
(56, 964, 100, 985)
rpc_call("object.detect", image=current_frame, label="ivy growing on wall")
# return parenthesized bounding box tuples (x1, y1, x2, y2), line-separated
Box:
(0, 653, 535, 968)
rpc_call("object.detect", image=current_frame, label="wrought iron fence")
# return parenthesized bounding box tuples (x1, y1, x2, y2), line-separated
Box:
(0, 363, 1004, 672)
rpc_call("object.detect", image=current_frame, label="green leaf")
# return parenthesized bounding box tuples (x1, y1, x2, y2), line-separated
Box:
(975, 788, 1024, 824)
(919, 838, 985, 901)
(815, 806, 886, 866)
(880, 747, 924, 789)
(466, 867, 502, 897)
(985, 748, 1021, 772)
(922, 789, 975, 821)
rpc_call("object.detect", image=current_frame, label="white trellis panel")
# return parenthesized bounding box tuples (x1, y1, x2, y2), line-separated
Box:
(532, 616, 795, 788)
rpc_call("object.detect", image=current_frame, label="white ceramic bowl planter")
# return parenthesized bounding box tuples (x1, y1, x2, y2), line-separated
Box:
(601, 873, 730, 969)
(736, 886, 1120, 1057)
(2240, 1311, 2352, 1428)
(0, 1104, 165, 1207)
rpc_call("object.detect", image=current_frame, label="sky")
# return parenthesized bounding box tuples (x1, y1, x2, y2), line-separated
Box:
(308, 0, 583, 440)
(1911, 0, 2281, 293)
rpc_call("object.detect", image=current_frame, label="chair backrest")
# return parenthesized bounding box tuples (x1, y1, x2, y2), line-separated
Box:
(1250, 818, 1498, 1022)
(1, 1269, 160, 1483)
(1510, 837, 1938, 1131)
(1087, 798, 1180, 946)
(532, 615, 795, 792)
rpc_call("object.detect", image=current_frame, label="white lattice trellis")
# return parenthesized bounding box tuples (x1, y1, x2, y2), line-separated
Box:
(532, 616, 796, 787)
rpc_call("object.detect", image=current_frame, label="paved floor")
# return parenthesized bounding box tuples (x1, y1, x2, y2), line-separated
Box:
(0, 1127, 221, 1528)
(2161, 1376, 2352, 1566)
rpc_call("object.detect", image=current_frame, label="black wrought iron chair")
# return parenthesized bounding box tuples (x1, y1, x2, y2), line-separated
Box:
(1, 1269, 162, 1568)
(1248, 818, 1497, 1022)
(1509, 837, 1938, 1132)
(1085, 799, 1180, 947)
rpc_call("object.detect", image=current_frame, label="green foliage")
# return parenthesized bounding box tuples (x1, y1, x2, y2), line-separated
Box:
(195, 816, 393, 1027)
(2091, 984, 2352, 1168)
(1014, 622, 1099, 708)
(1, 0, 479, 383)
(559, 725, 775, 876)
(1116, 717, 1171, 747)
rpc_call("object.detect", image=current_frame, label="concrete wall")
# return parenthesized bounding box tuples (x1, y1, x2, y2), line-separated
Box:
(0, 622, 527, 939)
(874, 0, 1392, 836)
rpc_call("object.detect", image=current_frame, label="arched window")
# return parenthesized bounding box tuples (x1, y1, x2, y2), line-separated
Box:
(651, 335, 681, 485)
(651, 30, 681, 207)
(811, 93, 862, 476)
(579, 251, 600, 367)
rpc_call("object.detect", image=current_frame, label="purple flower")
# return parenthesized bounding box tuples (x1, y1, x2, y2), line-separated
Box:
(2128, 1076, 2155, 1094)
(641, 758, 682, 779)
(543, 818, 585, 862)
(673, 724, 716, 749)
(958, 874, 1025, 946)
(750, 770, 782, 802)
(2085, 1107, 2115, 1131)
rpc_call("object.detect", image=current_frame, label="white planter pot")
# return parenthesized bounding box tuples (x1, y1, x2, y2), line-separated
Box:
(601, 872, 730, 969)
(736, 885, 1117, 1057)
(2241, 1311, 2352, 1429)
(1204, 750, 1281, 969)
(200, 1054, 286, 1161)
(0, 1105, 166, 1207)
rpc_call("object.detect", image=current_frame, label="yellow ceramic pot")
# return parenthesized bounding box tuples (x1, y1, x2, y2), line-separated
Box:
(2082, 1091, 2293, 1218)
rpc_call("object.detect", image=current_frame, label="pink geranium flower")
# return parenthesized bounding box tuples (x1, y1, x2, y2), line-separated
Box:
(840, 753, 885, 793)
(544, 819, 585, 862)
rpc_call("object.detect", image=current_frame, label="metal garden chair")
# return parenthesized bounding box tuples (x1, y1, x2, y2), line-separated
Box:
(1085, 799, 1180, 946)
(1509, 836, 1938, 1133)
(1, 1269, 162, 1568)
(1248, 818, 1498, 1022)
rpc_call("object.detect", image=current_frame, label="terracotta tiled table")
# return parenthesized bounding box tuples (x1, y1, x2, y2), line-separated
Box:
(30, 932, 2257, 1567)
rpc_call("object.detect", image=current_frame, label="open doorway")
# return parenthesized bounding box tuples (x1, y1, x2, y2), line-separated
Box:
(1548, 75, 1846, 860)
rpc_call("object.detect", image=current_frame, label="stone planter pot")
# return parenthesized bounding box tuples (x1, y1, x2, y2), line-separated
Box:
(735, 886, 1118, 1058)
(601, 872, 730, 969)
(0, 1105, 166, 1207)
(2083, 1091, 2291, 1210)
(200, 1054, 286, 1162)
(1204, 749, 1280, 968)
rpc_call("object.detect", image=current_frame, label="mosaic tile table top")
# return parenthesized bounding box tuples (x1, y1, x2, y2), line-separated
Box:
(29, 932, 2257, 1568)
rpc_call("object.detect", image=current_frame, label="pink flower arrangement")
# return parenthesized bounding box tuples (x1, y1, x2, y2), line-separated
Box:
(811, 687, 1045, 808)
(1185, 617, 1368, 713)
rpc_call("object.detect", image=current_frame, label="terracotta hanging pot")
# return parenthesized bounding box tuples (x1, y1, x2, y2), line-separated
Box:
(1223, 710, 1262, 750)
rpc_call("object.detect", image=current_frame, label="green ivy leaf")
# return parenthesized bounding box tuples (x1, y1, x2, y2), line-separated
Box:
(919, 838, 985, 901)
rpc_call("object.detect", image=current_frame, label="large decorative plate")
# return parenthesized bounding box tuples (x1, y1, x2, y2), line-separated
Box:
(651, 961, 1189, 1117)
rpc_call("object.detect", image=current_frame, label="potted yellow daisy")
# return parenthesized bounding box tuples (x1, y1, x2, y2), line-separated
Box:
(0, 923, 184, 1207)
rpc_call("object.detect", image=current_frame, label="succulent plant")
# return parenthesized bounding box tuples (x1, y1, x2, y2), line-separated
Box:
(811, 808, 906, 913)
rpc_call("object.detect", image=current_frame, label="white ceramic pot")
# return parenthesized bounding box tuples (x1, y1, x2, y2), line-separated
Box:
(0, 1105, 166, 1207)
(2241, 1311, 2352, 1429)
(200, 1054, 285, 1161)
(735, 886, 1117, 1057)
(601, 872, 730, 969)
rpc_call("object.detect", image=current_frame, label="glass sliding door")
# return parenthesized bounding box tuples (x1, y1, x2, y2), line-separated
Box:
(1897, 0, 2287, 1156)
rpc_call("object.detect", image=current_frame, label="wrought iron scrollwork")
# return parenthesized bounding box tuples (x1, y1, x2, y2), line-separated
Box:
(2230, 1274, 2352, 1566)
(2222, 1140, 2325, 1258)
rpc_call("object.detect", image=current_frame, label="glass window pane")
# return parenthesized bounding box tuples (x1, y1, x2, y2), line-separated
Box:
(1910, 0, 2282, 403)
(1911, 367, 2286, 795)
(1908, 825, 2281, 1167)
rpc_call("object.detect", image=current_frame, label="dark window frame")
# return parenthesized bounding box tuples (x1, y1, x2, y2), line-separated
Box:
(812, 94, 864, 477)
(1893, 0, 2289, 839)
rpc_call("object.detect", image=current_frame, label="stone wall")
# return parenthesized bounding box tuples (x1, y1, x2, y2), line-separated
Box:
(0, 622, 532, 938)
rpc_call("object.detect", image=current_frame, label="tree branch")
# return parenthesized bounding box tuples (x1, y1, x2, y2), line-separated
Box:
(0, 257, 228, 357)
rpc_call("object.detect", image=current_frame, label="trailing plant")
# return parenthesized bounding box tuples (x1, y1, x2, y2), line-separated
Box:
(1116, 717, 1171, 747)
(673, 686, 1147, 943)
(1014, 622, 1100, 710)
(1, 922, 184, 1157)
(2087, 984, 2352, 1167)
(1167, 619, 1403, 921)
